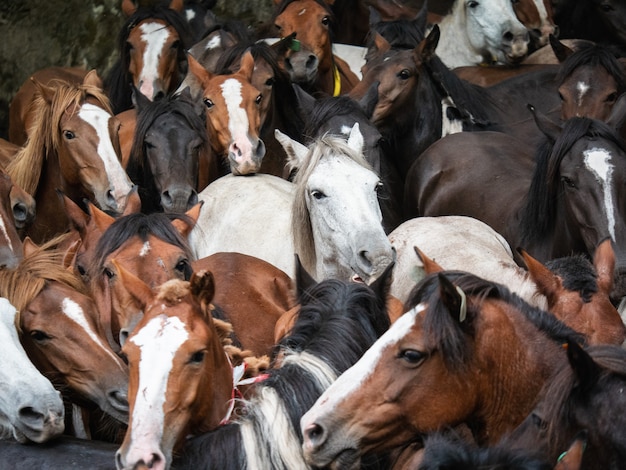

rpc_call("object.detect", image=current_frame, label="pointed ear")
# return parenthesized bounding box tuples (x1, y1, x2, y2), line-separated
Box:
(88, 201, 116, 233)
(606, 93, 626, 132)
(294, 84, 316, 117)
(415, 24, 439, 64)
(347, 123, 364, 155)
(187, 54, 214, 88)
(22, 237, 39, 258)
(133, 85, 151, 111)
(111, 259, 153, 311)
(368, 259, 395, 315)
(519, 248, 561, 307)
(237, 51, 255, 83)
(549, 35, 574, 63)
(62, 239, 82, 270)
(59, 191, 89, 235)
(554, 430, 587, 470)
(369, 31, 391, 55)
(358, 80, 379, 119)
(169, 0, 184, 12)
(368, 5, 381, 25)
(414, 246, 444, 274)
(295, 254, 317, 300)
(414, 0, 429, 33)
(172, 202, 203, 238)
(33, 79, 56, 105)
(528, 104, 561, 142)
(82, 69, 103, 89)
(566, 340, 601, 396)
(271, 32, 298, 57)
(275, 129, 309, 170)
(594, 238, 615, 295)
(190, 269, 216, 309)
(123, 186, 142, 215)
(121, 0, 137, 16)
(438, 273, 467, 323)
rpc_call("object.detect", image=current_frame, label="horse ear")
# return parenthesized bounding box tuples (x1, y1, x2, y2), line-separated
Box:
(606, 93, 626, 132)
(415, 24, 440, 64)
(554, 430, 588, 470)
(190, 269, 216, 309)
(295, 254, 317, 300)
(294, 84, 316, 117)
(414, 0, 429, 33)
(593, 238, 615, 295)
(549, 34, 574, 63)
(414, 246, 444, 274)
(121, 0, 137, 16)
(358, 80, 379, 119)
(528, 104, 561, 142)
(275, 129, 309, 170)
(87, 201, 116, 233)
(369, 31, 391, 56)
(82, 69, 103, 89)
(59, 191, 89, 235)
(111, 259, 153, 311)
(169, 0, 184, 12)
(347, 123, 364, 155)
(187, 54, 214, 88)
(123, 186, 142, 215)
(133, 85, 151, 111)
(519, 248, 561, 307)
(62, 239, 81, 270)
(172, 202, 203, 238)
(368, 260, 395, 315)
(237, 51, 255, 83)
(32, 79, 56, 105)
(437, 273, 467, 324)
(565, 339, 601, 396)
(22, 237, 39, 258)
(368, 6, 382, 26)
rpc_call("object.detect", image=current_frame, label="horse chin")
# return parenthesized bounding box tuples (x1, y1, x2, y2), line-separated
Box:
(329, 448, 362, 470)
(228, 157, 262, 176)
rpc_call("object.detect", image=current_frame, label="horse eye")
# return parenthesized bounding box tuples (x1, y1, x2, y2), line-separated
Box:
(171, 40, 180, 50)
(467, 0, 479, 7)
(175, 259, 190, 274)
(189, 350, 205, 364)
(255, 94, 263, 105)
(104, 267, 116, 279)
(561, 176, 576, 188)
(30, 330, 51, 342)
(63, 130, 75, 140)
(399, 349, 425, 364)
(558, 92, 564, 101)
(204, 98, 214, 109)
(601, 3, 614, 11)
(265, 77, 275, 87)
(311, 190, 326, 200)
(398, 69, 411, 80)
(77, 264, 87, 276)
(274, 23, 282, 31)
(321, 16, 330, 26)
(375, 182, 384, 193)
(606, 92, 618, 103)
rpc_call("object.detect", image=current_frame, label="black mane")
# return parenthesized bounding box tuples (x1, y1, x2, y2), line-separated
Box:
(556, 42, 626, 92)
(546, 254, 598, 303)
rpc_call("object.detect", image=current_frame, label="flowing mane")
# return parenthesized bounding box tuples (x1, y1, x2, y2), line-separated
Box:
(5, 81, 112, 196)
(406, 271, 584, 371)
(520, 118, 626, 245)
(290, 135, 373, 273)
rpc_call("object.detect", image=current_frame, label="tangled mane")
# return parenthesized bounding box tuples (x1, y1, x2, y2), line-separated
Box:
(290, 135, 372, 275)
(556, 42, 626, 92)
(546, 253, 598, 303)
(0, 234, 87, 330)
(6, 80, 112, 196)
(405, 271, 584, 372)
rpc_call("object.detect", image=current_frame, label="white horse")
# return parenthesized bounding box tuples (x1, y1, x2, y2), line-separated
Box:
(388, 216, 546, 309)
(434, 0, 530, 69)
(0, 297, 65, 443)
(188, 124, 394, 283)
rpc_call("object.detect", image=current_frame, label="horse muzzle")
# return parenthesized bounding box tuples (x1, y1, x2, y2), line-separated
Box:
(228, 137, 266, 176)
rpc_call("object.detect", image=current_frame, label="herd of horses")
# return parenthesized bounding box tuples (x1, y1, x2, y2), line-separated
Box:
(1, 0, 626, 468)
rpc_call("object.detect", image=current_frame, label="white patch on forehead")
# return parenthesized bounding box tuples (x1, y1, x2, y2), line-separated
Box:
(205, 34, 222, 51)
(139, 241, 151, 257)
(129, 314, 189, 444)
(584, 147, 615, 240)
(535, 0, 549, 21)
(0, 214, 12, 251)
(221, 78, 250, 141)
(185, 9, 196, 22)
(61, 297, 124, 368)
(441, 96, 463, 137)
(139, 21, 171, 89)
(576, 81, 590, 107)
(340, 125, 352, 136)
(77, 103, 132, 203)
(298, 8, 307, 15)
(310, 304, 425, 411)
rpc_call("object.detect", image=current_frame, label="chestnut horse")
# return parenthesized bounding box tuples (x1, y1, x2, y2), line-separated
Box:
(271, 0, 360, 96)
(0, 236, 129, 426)
(115, 270, 236, 470)
(300, 271, 582, 467)
(4, 71, 134, 243)
(0, 169, 24, 269)
(104, 0, 193, 114)
(0, 297, 65, 443)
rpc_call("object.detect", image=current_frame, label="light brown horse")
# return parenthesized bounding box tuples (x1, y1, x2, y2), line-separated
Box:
(272, 0, 360, 96)
(0, 141, 36, 232)
(4, 70, 134, 243)
(0, 236, 129, 426)
(0, 169, 24, 269)
(300, 271, 583, 468)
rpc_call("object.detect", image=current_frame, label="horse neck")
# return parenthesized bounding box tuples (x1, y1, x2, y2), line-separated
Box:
(435, 4, 484, 69)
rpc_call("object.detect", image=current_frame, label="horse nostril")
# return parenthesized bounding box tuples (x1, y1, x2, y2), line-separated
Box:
(106, 189, 117, 208)
(115, 451, 124, 470)
(188, 190, 198, 208)
(284, 57, 293, 71)
(18, 406, 45, 428)
(305, 422, 326, 446)
(154, 90, 165, 101)
(359, 250, 373, 270)
(108, 390, 129, 413)
(553, 25, 560, 38)
(503, 31, 514, 42)
(306, 54, 317, 69)
(162, 190, 172, 207)
(531, 28, 541, 39)
(255, 139, 266, 160)
(12, 202, 28, 224)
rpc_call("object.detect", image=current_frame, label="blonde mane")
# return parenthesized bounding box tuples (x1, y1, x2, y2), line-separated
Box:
(0, 234, 87, 332)
(5, 80, 113, 196)
(291, 134, 372, 275)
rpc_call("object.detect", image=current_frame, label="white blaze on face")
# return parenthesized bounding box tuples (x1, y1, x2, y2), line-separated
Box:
(221, 78, 253, 157)
(129, 314, 189, 445)
(205, 34, 222, 51)
(576, 81, 590, 107)
(584, 147, 615, 240)
(0, 214, 12, 251)
(139, 241, 151, 257)
(77, 103, 133, 206)
(61, 297, 125, 368)
(303, 305, 424, 417)
(139, 21, 172, 99)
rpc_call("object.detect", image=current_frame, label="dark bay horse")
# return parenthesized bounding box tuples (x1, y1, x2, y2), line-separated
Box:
(300, 271, 582, 468)
(405, 101, 626, 302)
